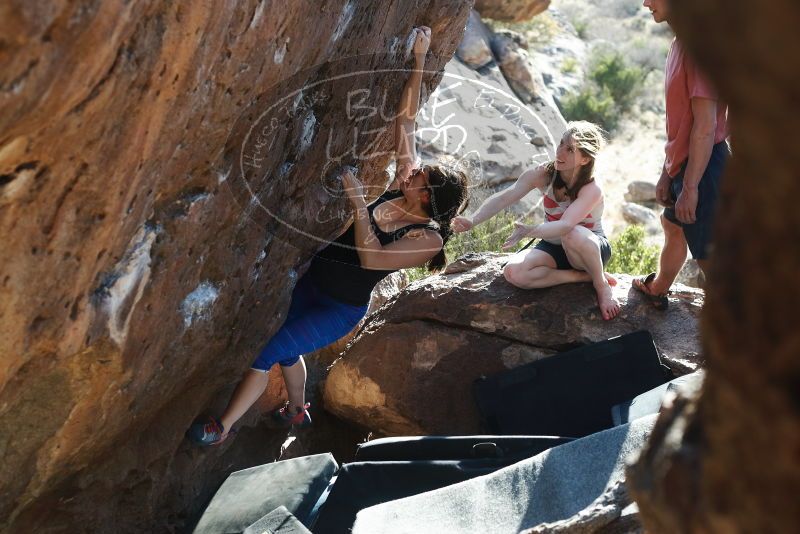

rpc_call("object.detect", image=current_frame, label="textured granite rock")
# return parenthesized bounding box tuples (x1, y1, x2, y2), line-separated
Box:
(456, 10, 494, 69)
(418, 57, 566, 217)
(475, 0, 551, 23)
(0, 1, 470, 531)
(675, 259, 704, 289)
(624, 181, 658, 204)
(490, 30, 551, 106)
(324, 253, 704, 435)
(621, 202, 659, 227)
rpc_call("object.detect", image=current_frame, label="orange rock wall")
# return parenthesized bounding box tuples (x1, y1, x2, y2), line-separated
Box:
(474, 0, 550, 22)
(0, 1, 471, 531)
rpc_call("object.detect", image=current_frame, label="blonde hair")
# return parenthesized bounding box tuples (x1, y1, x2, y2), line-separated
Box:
(565, 120, 607, 158)
(548, 121, 607, 201)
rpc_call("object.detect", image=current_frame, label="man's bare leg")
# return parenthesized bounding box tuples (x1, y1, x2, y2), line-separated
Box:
(648, 214, 689, 294)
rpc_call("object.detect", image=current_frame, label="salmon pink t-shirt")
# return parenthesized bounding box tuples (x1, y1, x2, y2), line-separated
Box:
(664, 38, 729, 177)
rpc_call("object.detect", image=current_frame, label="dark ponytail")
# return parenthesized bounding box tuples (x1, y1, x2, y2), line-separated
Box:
(422, 163, 470, 271)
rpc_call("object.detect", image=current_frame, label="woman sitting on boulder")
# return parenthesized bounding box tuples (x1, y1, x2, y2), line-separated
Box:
(452, 121, 619, 320)
(188, 26, 469, 445)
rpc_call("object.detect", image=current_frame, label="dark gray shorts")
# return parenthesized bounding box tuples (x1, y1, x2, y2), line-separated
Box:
(663, 141, 730, 260)
(535, 235, 611, 270)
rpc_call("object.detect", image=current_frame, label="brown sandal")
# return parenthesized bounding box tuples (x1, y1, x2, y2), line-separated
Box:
(633, 273, 669, 311)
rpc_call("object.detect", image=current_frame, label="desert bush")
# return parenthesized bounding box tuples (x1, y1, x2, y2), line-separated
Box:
(606, 225, 660, 275)
(561, 57, 579, 74)
(590, 51, 643, 110)
(572, 19, 589, 40)
(560, 86, 618, 130)
(559, 49, 644, 131)
(624, 37, 670, 73)
(609, 0, 644, 18)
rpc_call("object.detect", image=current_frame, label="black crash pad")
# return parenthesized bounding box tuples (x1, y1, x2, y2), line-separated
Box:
(474, 331, 672, 437)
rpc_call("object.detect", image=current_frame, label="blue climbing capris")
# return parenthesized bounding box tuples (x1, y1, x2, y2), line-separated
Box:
(251, 275, 369, 372)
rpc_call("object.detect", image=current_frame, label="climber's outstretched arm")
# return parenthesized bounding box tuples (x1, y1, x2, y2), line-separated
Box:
(391, 26, 431, 189)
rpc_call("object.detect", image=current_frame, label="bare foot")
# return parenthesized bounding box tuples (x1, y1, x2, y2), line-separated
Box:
(596, 283, 620, 321)
(604, 272, 617, 287)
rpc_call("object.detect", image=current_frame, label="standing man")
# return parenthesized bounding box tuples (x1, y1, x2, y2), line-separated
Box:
(635, 0, 730, 308)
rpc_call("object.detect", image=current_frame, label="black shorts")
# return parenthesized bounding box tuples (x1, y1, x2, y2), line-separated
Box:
(663, 140, 730, 260)
(534, 235, 612, 270)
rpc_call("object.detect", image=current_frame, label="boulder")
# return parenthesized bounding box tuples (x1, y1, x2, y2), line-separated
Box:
(527, 9, 588, 106)
(625, 180, 658, 204)
(0, 1, 471, 531)
(622, 202, 659, 229)
(456, 10, 494, 69)
(417, 57, 566, 215)
(675, 259, 705, 289)
(490, 31, 551, 105)
(324, 253, 704, 436)
(475, 0, 551, 23)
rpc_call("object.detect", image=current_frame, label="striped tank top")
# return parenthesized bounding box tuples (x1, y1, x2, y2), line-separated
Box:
(541, 179, 605, 245)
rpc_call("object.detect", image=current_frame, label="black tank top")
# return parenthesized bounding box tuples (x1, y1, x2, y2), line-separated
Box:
(308, 190, 438, 306)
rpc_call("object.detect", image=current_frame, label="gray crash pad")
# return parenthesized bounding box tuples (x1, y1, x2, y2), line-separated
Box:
(352, 415, 657, 534)
(242, 506, 312, 534)
(611, 370, 704, 425)
(193, 453, 337, 534)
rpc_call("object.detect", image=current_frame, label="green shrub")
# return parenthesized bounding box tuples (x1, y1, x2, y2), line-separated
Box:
(405, 211, 524, 283)
(606, 225, 660, 275)
(561, 57, 579, 74)
(624, 37, 668, 73)
(559, 50, 644, 132)
(572, 19, 589, 40)
(590, 52, 643, 111)
(560, 86, 618, 131)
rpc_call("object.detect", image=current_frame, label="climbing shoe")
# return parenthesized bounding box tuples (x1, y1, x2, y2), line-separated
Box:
(271, 402, 312, 428)
(187, 416, 227, 446)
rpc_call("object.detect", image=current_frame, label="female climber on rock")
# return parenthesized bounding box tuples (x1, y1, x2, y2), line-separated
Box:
(188, 26, 469, 445)
(451, 121, 620, 320)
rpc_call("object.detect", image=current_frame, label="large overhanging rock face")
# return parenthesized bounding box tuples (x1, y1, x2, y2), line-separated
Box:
(627, 1, 800, 532)
(0, 1, 470, 531)
(474, 0, 551, 22)
(324, 254, 704, 435)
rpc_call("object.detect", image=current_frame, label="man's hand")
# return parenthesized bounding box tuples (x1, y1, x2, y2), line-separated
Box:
(675, 186, 698, 224)
(451, 216, 473, 233)
(413, 26, 431, 58)
(655, 167, 673, 207)
(502, 222, 535, 250)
